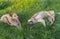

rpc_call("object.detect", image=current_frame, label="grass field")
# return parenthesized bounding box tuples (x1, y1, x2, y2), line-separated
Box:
(0, 0, 60, 39)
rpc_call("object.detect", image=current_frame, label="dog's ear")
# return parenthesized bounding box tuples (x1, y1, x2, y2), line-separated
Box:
(9, 14, 12, 17)
(12, 13, 18, 18)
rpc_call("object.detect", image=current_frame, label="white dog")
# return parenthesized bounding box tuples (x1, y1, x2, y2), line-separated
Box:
(28, 11, 55, 27)
(0, 13, 21, 27)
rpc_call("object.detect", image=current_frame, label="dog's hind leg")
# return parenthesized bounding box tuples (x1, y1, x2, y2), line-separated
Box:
(52, 16, 55, 22)
(48, 11, 55, 23)
(48, 17, 53, 25)
(50, 14, 55, 22)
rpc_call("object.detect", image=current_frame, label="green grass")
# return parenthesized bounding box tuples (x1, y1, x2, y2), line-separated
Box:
(0, 11, 60, 39)
(0, 0, 60, 39)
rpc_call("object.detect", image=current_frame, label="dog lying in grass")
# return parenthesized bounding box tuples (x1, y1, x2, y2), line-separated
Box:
(0, 13, 21, 28)
(28, 11, 55, 27)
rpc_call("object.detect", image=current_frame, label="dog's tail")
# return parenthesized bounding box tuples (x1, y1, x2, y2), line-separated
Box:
(0, 18, 2, 21)
(55, 12, 60, 15)
(0, 19, 1, 21)
(56, 13, 60, 15)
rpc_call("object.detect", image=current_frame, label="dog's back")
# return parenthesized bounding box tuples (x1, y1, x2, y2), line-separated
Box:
(37, 11, 55, 18)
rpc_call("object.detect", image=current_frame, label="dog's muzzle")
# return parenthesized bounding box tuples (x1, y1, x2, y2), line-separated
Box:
(28, 21, 33, 25)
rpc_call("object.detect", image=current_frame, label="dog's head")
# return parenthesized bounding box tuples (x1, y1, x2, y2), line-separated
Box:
(28, 18, 37, 25)
(11, 13, 21, 26)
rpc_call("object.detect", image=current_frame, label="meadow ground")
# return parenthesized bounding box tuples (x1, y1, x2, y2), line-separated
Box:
(0, 0, 60, 39)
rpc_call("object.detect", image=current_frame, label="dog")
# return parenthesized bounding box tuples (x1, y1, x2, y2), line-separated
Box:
(0, 13, 21, 28)
(28, 11, 55, 27)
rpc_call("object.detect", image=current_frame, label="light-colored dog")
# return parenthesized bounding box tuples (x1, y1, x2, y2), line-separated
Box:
(28, 11, 55, 27)
(0, 13, 21, 27)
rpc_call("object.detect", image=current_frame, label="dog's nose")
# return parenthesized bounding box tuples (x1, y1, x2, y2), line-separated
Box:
(28, 22, 33, 25)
